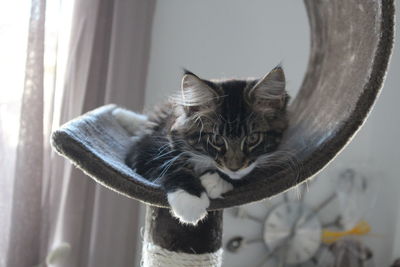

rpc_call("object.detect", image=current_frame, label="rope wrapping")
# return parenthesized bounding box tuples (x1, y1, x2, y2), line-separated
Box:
(141, 242, 223, 267)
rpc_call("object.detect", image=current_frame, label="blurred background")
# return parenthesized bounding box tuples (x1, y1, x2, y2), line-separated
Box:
(0, 0, 399, 266)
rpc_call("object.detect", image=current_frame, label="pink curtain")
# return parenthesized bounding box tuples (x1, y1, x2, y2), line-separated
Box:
(1, 0, 155, 266)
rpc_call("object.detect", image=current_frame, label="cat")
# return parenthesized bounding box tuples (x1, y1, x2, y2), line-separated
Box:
(113, 66, 290, 225)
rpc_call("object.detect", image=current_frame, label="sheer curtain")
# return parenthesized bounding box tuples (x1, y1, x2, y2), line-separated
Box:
(0, 0, 155, 266)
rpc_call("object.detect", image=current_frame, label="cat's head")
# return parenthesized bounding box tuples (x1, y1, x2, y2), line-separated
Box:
(170, 67, 289, 179)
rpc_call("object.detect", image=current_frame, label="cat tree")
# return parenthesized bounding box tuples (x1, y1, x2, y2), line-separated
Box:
(51, 0, 394, 266)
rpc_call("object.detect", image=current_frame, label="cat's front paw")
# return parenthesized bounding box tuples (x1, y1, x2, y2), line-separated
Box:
(200, 172, 233, 199)
(167, 190, 210, 225)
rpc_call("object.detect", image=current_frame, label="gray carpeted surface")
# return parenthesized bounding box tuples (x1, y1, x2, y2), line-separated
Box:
(51, 0, 394, 210)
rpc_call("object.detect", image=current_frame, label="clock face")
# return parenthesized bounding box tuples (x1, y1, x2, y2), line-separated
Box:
(263, 202, 322, 264)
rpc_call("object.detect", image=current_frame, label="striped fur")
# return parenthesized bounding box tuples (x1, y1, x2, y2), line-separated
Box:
(125, 67, 290, 224)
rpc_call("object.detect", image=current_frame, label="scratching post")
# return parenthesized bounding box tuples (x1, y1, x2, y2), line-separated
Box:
(51, 0, 393, 266)
(142, 207, 223, 267)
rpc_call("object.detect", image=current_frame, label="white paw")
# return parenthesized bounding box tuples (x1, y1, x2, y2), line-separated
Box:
(200, 172, 233, 199)
(167, 190, 210, 225)
(112, 108, 154, 135)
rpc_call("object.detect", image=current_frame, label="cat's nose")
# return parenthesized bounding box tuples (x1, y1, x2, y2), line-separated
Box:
(224, 151, 246, 172)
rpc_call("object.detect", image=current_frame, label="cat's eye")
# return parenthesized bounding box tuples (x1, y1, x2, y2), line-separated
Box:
(207, 134, 226, 150)
(213, 135, 225, 146)
(245, 132, 263, 150)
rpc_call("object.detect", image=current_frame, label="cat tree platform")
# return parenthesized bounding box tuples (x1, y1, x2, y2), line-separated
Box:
(51, 0, 394, 266)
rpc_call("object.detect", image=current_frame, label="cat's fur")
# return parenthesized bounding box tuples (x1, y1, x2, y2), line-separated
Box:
(113, 66, 290, 225)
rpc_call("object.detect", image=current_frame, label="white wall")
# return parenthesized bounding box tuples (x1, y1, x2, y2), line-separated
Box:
(143, 0, 400, 266)
(144, 0, 309, 109)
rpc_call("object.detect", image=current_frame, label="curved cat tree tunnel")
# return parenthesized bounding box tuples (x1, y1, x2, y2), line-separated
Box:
(51, 0, 394, 266)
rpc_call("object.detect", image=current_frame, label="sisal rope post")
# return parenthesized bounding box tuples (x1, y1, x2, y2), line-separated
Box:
(141, 206, 223, 267)
(142, 243, 223, 267)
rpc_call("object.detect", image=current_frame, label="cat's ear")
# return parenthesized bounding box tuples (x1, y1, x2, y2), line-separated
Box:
(179, 71, 219, 114)
(247, 66, 289, 113)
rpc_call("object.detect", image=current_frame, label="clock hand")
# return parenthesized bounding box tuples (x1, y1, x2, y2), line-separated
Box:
(263, 202, 306, 267)
(300, 192, 337, 228)
(256, 236, 292, 267)
(257, 221, 302, 267)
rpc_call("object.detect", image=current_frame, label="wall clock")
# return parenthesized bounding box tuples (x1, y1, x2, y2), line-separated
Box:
(263, 201, 322, 264)
(224, 168, 373, 267)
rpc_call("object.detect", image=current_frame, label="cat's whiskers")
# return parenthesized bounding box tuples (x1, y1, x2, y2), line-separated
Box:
(154, 142, 172, 156)
(256, 150, 302, 182)
(153, 151, 189, 183)
(150, 140, 187, 162)
(151, 150, 176, 161)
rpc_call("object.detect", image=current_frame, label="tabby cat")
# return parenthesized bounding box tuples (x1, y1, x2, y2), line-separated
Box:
(113, 66, 289, 225)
